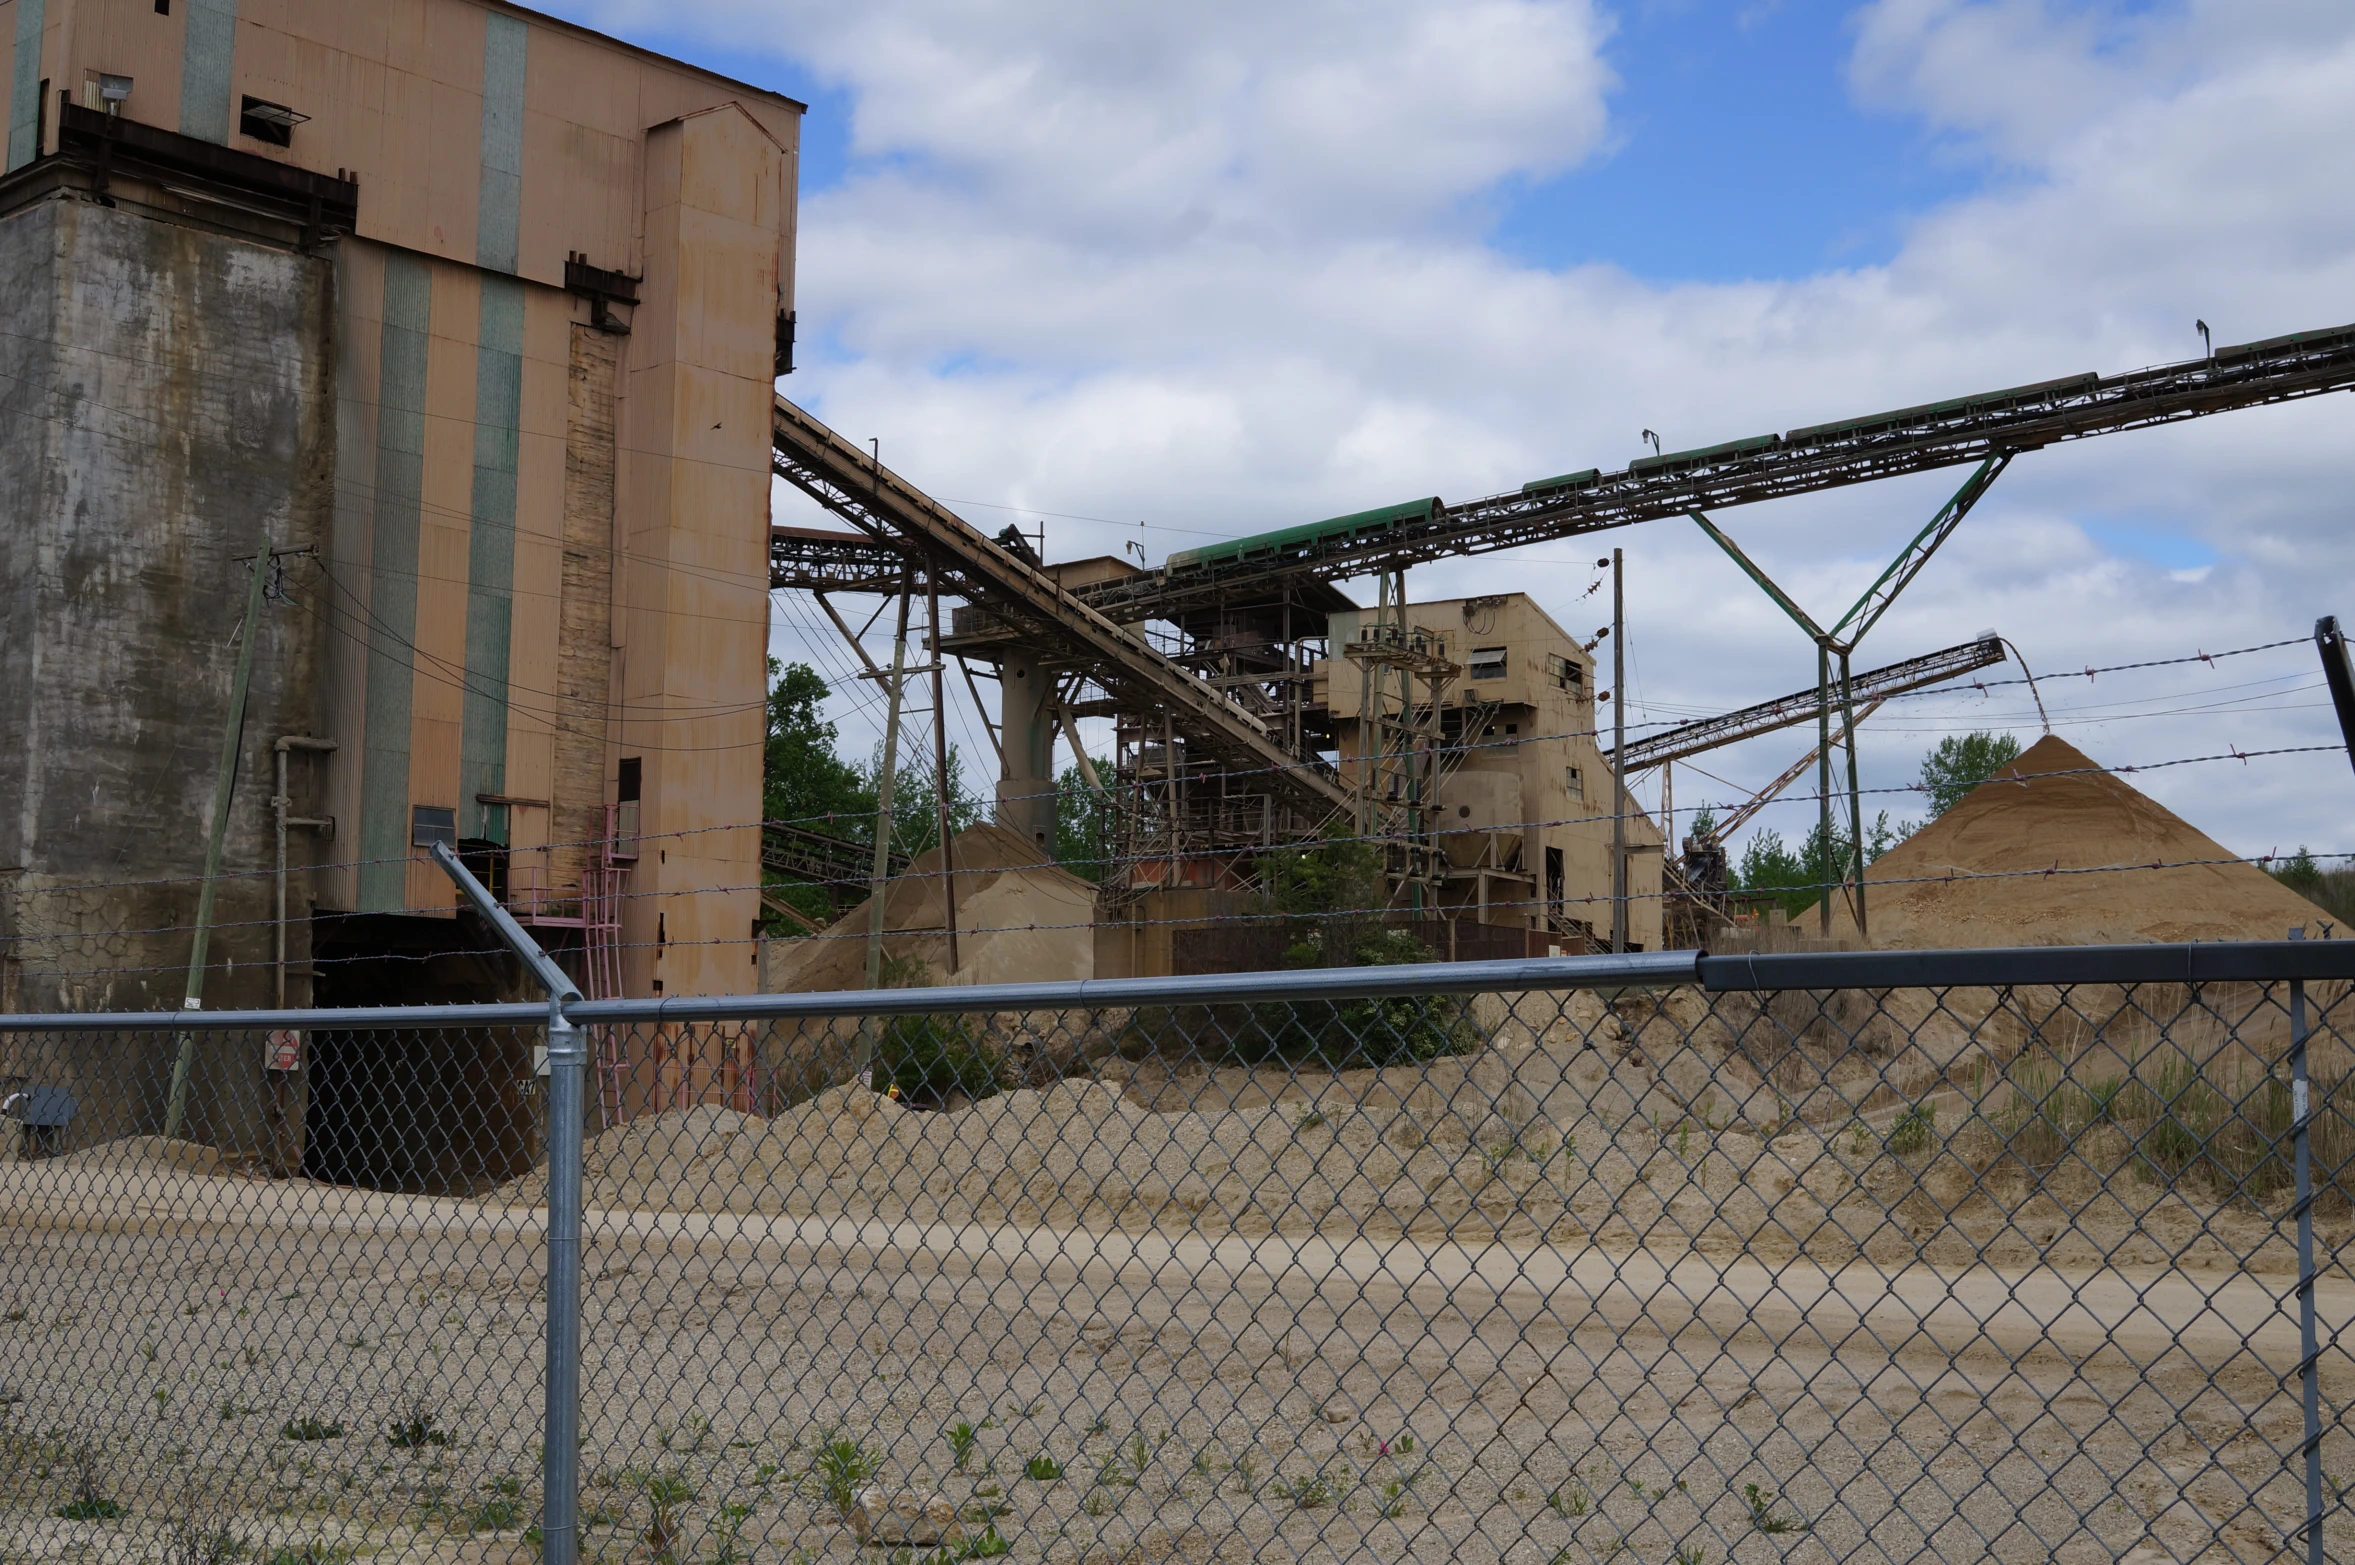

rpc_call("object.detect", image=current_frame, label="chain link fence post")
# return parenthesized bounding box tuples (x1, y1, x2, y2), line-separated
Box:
(432, 841, 586, 1565)
(2291, 967, 2325, 1565)
(543, 996, 586, 1565)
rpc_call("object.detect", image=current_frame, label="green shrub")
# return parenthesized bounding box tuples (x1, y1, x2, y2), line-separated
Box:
(877, 1014, 1003, 1107)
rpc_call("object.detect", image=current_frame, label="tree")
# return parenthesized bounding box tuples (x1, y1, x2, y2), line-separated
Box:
(1917, 730, 2023, 817)
(1732, 811, 1913, 919)
(762, 660, 873, 933)
(1054, 764, 1113, 882)
(876, 743, 985, 859)
(764, 659, 870, 830)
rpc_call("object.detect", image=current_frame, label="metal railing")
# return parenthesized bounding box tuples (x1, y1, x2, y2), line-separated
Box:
(0, 877, 2348, 1562)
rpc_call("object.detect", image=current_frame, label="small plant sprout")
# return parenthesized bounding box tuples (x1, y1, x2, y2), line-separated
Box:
(642, 1471, 693, 1563)
(280, 1417, 344, 1442)
(1295, 1106, 1326, 1130)
(1888, 1103, 1938, 1156)
(811, 1429, 875, 1521)
(1277, 1469, 1335, 1509)
(160, 1518, 244, 1565)
(54, 1442, 121, 1520)
(1232, 1453, 1258, 1492)
(385, 1409, 448, 1449)
(1379, 1480, 1409, 1518)
(1548, 1481, 1589, 1517)
(1743, 1482, 1808, 1534)
(712, 1499, 756, 1565)
(946, 1418, 993, 1471)
(1023, 1454, 1063, 1482)
(1674, 1545, 1709, 1565)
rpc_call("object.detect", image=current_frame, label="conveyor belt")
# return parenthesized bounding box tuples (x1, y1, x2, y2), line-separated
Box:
(1606, 635, 2008, 771)
(769, 396, 1352, 818)
(1080, 321, 2355, 621)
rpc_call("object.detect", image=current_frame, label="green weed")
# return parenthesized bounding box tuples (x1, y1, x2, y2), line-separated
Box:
(280, 1418, 345, 1442)
(384, 1411, 448, 1449)
(260, 1547, 355, 1565)
(1277, 1469, 1336, 1509)
(946, 1418, 993, 1471)
(811, 1429, 875, 1520)
(1887, 1103, 1937, 1157)
(1023, 1454, 1063, 1482)
(1744, 1482, 1807, 1534)
(641, 1470, 693, 1564)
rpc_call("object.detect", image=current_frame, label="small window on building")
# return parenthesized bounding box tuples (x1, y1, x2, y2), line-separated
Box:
(239, 95, 308, 147)
(155, 1, 170, 14)
(1565, 766, 1583, 801)
(1469, 646, 1508, 681)
(615, 756, 643, 843)
(410, 805, 457, 849)
(1547, 653, 1584, 693)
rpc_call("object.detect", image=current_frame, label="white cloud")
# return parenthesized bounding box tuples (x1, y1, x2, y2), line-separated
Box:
(580, 0, 2355, 856)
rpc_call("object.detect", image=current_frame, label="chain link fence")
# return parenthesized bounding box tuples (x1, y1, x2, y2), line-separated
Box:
(1, 936, 2350, 1564)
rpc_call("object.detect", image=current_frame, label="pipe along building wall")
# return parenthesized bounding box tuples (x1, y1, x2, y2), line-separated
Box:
(0, 0, 801, 1173)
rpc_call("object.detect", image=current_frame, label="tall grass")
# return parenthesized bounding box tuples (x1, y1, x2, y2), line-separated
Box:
(1993, 1049, 2355, 1209)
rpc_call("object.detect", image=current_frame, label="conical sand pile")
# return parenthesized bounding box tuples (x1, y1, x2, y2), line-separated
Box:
(1841, 734, 2333, 947)
(763, 822, 1097, 992)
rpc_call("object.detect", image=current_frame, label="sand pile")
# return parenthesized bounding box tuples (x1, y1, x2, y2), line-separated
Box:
(763, 822, 1097, 992)
(1840, 734, 2334, 948)
(470, 984, 2350, 1275)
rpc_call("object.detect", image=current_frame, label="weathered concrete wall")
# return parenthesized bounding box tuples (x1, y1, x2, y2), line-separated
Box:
(0, 196, 334, 1033)
(0, 199, 56, 878)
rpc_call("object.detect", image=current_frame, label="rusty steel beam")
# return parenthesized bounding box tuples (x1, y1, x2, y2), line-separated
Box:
(769, 395, 1351, 818)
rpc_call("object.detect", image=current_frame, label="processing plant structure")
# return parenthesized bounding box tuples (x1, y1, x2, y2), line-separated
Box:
(767, 323, 2355, 974)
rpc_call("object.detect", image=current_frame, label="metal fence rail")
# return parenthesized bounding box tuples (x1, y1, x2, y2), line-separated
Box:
(1, 938, 2350, 1564)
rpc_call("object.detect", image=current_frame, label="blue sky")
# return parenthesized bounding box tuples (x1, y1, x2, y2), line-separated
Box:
(1492, 1, 1982, 280)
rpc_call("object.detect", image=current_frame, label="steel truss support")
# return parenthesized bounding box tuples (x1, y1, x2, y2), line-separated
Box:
(1688, 454, 2011, 942)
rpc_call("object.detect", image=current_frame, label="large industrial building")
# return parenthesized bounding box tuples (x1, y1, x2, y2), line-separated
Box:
(0, 0, 798, 1025)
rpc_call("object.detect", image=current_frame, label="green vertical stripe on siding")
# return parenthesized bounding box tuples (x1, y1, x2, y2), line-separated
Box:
(459, 276, 523, 843)
(477, 13, 527, 274)
(179, 0, 237, 145)
(5, 0, 46, 173)
(357, 252, 431, 911)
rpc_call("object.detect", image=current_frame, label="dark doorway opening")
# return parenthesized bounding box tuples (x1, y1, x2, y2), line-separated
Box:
(303, 911, 563, 1193)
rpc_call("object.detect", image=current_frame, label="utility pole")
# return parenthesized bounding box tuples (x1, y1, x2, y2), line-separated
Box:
(927, 566, 959, 974)
(862, 571, 913, 995)
(1610, 548, 1628, 953)
(163, 537, 275, 1143)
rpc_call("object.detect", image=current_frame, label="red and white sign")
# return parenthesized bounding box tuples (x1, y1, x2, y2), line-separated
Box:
(265, 1030, 302, 1072)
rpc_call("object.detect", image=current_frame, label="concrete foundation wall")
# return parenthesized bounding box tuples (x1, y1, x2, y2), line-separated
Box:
(0, 195, 333, 1017)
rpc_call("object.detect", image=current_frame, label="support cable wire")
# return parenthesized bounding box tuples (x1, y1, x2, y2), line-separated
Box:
(1, 744, 2345, 935)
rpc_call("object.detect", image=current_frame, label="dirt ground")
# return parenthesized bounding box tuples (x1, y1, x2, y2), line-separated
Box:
(3, 983, 2352, 1565)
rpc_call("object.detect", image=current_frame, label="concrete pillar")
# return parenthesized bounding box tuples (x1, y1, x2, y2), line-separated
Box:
(613, 104, 787, 1010)
(996, 653, 1056, 854)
